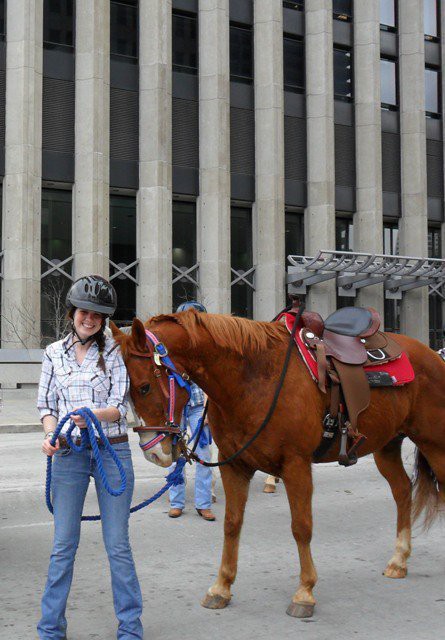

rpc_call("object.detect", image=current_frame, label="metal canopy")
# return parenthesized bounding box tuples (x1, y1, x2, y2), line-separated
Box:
(287, 250, 445, 300)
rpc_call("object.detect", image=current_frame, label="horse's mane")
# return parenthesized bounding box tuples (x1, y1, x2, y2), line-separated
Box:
(149, 311, 285, 356)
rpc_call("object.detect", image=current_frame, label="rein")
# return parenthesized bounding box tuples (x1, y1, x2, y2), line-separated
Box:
(45, 407, 187, 521)
(139, 305, 304, 468)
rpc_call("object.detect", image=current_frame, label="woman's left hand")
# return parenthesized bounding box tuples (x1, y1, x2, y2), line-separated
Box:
(71, 409, 87, 429)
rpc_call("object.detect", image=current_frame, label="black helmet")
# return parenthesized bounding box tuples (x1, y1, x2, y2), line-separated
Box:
(176, 300, 207, 313)
(66, 275, 117, 317)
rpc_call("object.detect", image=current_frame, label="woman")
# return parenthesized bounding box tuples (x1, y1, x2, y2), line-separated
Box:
(37, 275, 143, 640)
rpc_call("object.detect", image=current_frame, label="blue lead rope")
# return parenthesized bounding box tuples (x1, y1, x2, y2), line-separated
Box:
(45, 407, 186, 522)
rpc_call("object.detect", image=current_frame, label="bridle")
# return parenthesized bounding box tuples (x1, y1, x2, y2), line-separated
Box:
(130, 329, 191, 453)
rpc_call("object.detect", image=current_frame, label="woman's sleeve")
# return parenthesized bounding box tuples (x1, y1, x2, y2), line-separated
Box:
(37, 348, 58, 421)
(107, 349, 130, 419)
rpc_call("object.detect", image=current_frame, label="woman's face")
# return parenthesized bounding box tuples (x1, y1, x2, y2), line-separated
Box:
(73, 308, 104, 341)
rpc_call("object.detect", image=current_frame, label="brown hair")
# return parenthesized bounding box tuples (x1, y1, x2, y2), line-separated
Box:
(67, 308, 107, 373)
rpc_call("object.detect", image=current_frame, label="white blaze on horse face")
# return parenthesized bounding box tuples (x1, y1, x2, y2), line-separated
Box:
(138, 432, 173, 467)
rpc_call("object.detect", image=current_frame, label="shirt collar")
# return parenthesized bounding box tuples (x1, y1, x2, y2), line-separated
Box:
(63, 332, 99, 361)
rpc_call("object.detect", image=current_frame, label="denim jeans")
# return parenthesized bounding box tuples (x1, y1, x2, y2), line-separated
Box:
(38, 442, 143, 640)
(168, 405, 213, 510)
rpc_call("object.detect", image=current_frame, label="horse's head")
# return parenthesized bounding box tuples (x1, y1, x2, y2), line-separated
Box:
(111, 318, 191, 468)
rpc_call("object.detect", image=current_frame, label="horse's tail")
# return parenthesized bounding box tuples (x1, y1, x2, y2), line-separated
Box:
(412, 448, 445, 529)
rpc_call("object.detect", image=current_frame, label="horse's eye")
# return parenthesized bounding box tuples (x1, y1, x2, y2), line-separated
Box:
(139, 383, 151, 396)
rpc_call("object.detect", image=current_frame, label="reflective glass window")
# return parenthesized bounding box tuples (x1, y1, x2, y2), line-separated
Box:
(0, 0, 5, 37)
(333, 0, 352, 20)
(424, 0, 438, 38)
(425, 67, 440, 116)
(428, 227, 442, 349)
(383, 223, 400, 333)
(283, 1, 304, 9)
(380, 0, 396, 29)
(231, 208, 253, 318)
(41, 189, 72, 344)
(230, 25, 253, 83)
(110, 195, 137, 324)
(283, 37, 305, 92)
(334, 48, 353, 101)
(172, 201, 197, 310)
(111, 0, 138, 59)
(336, 218, 354, 252)
(380, 58, 398, 107)
(43, 0, 74, 48)
(285, 212, 304, 260)
(172, 12, 198, 74)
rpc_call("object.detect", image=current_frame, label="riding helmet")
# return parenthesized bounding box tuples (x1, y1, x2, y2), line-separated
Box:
(66, 275, 117, 317)
(176, 300, 207, 313)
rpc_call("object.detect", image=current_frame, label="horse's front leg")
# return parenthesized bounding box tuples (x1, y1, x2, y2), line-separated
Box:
(282, 456, 318, 618)
(201, 461, 252, 610)
(373, 437, 412, 578)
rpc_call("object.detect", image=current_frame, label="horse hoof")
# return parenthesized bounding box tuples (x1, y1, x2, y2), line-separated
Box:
(201, 593, 231, 610)
(286, 601, 315, 618)
(383, 564, 407, 579)
(263, 484, 276, 494)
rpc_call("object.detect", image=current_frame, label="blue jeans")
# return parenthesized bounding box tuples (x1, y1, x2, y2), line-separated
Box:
(38, 443, 143, 640)
(169, 405, 212, 510)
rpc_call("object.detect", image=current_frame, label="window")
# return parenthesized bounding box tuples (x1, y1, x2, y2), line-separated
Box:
(336, 218, 354, 252)
(231, 207, 253, 318)
(111, 0, 138, 60)
(285, 212, 304, 260)
(0, 0, 5, 38)
(334, 48, 353, 101)
(428, 226, 442, 349)
(283, 1, 304, 9)
(43, 0, 74, 48)
(380, 0, 396, 30)
(41, 190, 73, 344)
(172, 12, 198, 74)
(333, 0, 352, 21)
(283, 37, 305, 93)
(424, 0, 439, 40)
(172, 202, 198, 310)
(383, 223, 400, 333)
(380, 58, 398, 109)
(230, 25, 253, 84)
(110, 196, 137, 324)
(425, 67, 441, 117)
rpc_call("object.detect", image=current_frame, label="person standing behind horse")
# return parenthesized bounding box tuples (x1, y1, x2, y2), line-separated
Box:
(37, 275, 143, 640)
(168, 301, 216, 521)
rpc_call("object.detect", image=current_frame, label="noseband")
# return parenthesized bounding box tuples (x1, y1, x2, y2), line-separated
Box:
(131, 330, 191, 453)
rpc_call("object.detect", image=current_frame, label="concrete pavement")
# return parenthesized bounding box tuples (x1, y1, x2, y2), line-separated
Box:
(0, 432, 443, 640)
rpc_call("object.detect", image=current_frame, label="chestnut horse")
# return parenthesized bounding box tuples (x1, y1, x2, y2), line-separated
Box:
(112, 311, 445, 618)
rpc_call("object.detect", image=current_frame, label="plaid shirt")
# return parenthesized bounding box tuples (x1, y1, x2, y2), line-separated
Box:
(188, 382, 205, 407)
(37, 334, 129, 438)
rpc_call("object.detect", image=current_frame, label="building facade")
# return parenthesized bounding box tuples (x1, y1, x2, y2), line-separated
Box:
(0, 0, 444, 355)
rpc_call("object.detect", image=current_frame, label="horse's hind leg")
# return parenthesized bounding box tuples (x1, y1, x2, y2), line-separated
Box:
(282, 456, 318, 618)
(373, 436, 412, 578)
(201, 462, 252, 610)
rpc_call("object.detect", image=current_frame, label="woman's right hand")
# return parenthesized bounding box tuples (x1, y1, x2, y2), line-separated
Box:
(42, 435, 60, 456)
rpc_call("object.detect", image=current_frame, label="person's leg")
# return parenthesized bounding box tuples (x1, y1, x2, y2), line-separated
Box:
(38, 449, 91, 640)
(168, 460, 186, 511)
(189, 407, 213, 514)
(94, 443, 143, 640)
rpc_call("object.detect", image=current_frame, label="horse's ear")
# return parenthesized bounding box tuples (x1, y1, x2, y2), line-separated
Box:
(131, 318, 148, 352)
(109, 321, 122, 338)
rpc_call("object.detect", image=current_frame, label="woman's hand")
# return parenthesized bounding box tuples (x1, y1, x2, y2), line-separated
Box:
(71, 410, 87, 429)
(42, 435, 60, 456)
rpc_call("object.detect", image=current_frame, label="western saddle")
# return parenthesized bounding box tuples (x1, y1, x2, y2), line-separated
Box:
(288, 299, 403, 466)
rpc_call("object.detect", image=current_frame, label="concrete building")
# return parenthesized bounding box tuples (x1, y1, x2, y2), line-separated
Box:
(0, 0, 444, 385)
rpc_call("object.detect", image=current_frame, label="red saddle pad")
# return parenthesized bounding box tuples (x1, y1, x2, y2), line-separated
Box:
(282, 313, 415, 387)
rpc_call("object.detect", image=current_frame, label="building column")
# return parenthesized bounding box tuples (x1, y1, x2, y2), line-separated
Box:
(73, 0, 110, 279)
(305, 0, 336, 317)
(197, 0, 231, 314)
(137, 0, 172, 317)
(399, 1, 428, 342)
(441, 3, 445, 331)
(353, 1, 384, 318)
(1, 0, 43, 348)
(253, 0, 285, 320)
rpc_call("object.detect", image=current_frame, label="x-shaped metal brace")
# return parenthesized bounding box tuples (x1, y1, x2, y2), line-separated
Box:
(41, 255, 74, 281)
(109, 259, 139, 285)
(231, 267, 256, 290)
(172, 264, 199, 286)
